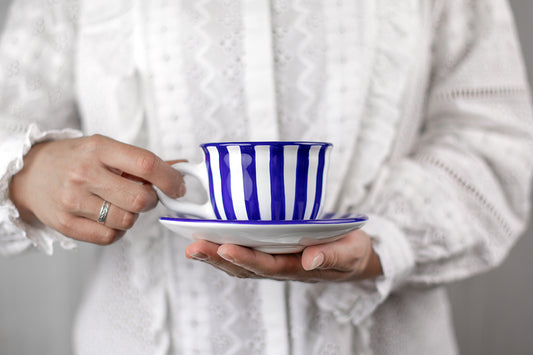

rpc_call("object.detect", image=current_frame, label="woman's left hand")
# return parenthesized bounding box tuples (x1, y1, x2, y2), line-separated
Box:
(184, 229, 383, 282)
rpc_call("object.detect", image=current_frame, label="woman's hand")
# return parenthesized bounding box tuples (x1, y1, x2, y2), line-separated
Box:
(184, 229, 383, 282)
(9, 134, 185, 245)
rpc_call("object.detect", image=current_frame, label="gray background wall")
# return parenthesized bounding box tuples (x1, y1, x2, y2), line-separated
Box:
(0, 1, 532, 354)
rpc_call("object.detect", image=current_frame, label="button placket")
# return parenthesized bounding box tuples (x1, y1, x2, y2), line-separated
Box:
(242, 0, 279, 141)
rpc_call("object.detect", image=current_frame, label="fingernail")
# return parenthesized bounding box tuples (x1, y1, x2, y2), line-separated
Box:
(217, 251, 235, 263)
(308, 253, 324, 271)
(178, 183, 186, 197)
(190, 252, 208, 261)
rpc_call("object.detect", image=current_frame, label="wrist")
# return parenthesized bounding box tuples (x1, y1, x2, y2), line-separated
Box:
(359, 247, 383, 280)
(9, 171, 37, 223)
(9, 178, 35, 223)
(7, 143, 48, 224)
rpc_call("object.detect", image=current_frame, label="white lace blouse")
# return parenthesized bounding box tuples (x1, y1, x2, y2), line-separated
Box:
(1, 0, 532, 354)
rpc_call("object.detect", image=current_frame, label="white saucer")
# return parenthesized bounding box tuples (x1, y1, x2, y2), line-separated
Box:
(159, 213, 368, 254)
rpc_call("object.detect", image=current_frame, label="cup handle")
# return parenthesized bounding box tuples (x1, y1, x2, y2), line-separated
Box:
(155, 161, 216, 219)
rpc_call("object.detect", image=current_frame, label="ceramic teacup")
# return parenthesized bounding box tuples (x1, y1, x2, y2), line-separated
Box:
(156, 141, 332, 221)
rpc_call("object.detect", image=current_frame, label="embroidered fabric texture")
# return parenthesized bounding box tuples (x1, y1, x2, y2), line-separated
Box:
(0, 0, 532, 354)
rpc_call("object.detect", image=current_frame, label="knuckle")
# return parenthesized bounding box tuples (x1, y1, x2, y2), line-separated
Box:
(130, 191, 152, 212)
(136, 152, 159, 175)
(67, 163, 91, 185)
(98, 229, 119, 245)
(321, 257, 336, 269)
(80, 135, 103, 153)
(264, 262, 282, 275)
(56, 213, 72, 230)
(58, 191, 80, 212)
(120, 212, 138, 230)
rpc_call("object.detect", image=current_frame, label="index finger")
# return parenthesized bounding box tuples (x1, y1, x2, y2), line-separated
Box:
(216, 244, 303, 278)
(121, 160, 187, 183)
(95, 136, 184, 198)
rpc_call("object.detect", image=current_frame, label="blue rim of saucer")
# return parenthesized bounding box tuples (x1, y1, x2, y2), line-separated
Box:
(160, 213, 368, 225)
(200, 141, 333, 148)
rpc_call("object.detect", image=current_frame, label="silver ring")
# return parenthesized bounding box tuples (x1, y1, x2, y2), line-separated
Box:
(97, 200, 111, 224)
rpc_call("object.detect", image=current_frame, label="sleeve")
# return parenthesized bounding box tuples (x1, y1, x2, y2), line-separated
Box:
(366, 0, 533, 287)
(311, 0, 533, 325)
(0, 0, 83, 256)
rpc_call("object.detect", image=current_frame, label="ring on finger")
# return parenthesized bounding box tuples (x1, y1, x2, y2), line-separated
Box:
(97, 200, 111, 224)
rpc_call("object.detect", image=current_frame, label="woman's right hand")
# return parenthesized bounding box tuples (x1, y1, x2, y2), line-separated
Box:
(8, 134, 185, 245)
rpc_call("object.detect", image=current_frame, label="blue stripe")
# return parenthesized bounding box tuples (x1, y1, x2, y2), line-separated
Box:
(270, 146, 285, 220)
(218, 146, 237, 220)
(310, 145, 327, 219)
(204, 148, 221, 219)
(293, 145, 310, 219)
(241, 146, 261, 220)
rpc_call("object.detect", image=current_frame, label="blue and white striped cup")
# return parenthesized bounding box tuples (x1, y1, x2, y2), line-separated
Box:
(157, 141, 332, 221)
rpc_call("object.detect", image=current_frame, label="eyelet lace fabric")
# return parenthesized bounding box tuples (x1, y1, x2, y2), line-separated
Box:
(1, 0, 532, 354)
(0, 0, 82, 255)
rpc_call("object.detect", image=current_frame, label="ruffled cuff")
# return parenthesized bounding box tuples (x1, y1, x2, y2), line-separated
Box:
(363, 213, 415, 297)
(309, 213, 415, 325)
(0, 123, 83, 256)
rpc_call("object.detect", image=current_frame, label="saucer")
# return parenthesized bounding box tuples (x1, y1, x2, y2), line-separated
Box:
(159, 213, 368, 254)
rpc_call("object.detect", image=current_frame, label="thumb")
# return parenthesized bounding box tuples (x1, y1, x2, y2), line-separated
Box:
(301, 250, 325, 271)
(301, 231, 370, 271)
(301, 242, 343, 271)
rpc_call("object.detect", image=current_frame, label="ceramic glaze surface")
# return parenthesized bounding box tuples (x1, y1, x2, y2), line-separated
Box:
(202, 142, 332, 221)
(160, 213, 367, 253)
